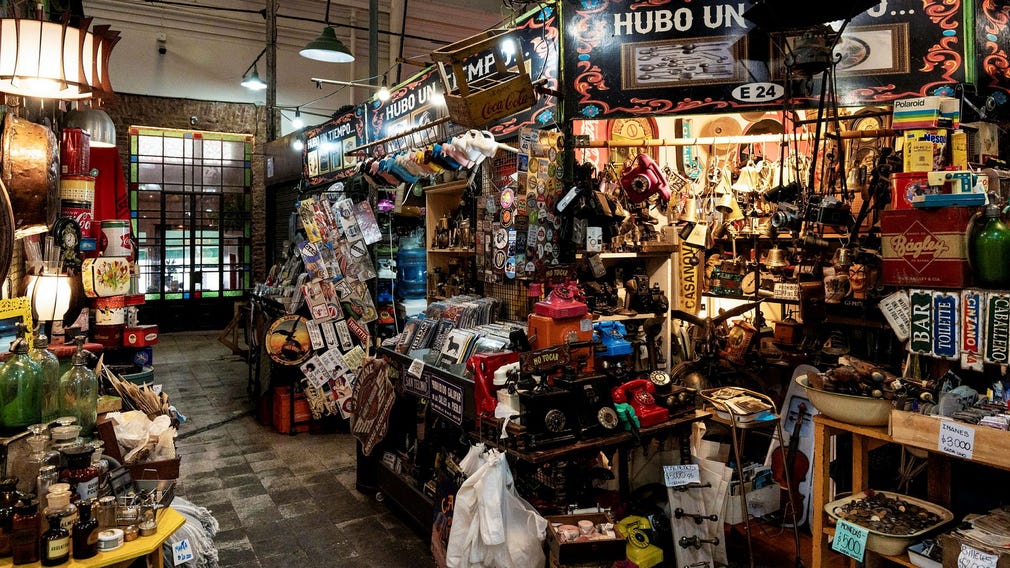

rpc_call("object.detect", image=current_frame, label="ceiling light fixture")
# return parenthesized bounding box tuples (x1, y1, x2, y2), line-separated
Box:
(240, 48, 268, 91)
(377, 75, 391, 102)
(300, 0, 354, 63)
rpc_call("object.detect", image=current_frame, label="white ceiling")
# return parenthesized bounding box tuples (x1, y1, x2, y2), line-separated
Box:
(83, 0, 505, 135)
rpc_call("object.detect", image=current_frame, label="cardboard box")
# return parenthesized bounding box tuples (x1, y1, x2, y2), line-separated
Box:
(546, 513, 625, 566)
(902, 129, 949, 172)
(892, 96, 958, 130)
(881, 208, 975, 289)
(941, 534, 1010, 568)
(123, 324, 159, 347)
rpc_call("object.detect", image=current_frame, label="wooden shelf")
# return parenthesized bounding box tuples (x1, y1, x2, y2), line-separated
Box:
(429, 247, 475, 254)
(702, 292, 799, 305)
(889, 409, 1010, 472)
(422, 179, 468, 195)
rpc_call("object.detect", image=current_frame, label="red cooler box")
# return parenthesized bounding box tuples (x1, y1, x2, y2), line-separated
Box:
(881, 208, 975, 289)
(527, 313, 594, 372)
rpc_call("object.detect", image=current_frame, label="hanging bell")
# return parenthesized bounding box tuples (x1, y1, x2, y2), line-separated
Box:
(682, 196, 700, 224)
(832, 247, 854, 269)
(716, 192, 745, 222)
(683, 222, 709, 249)
(732, 161, 760, 194)
(765, 246, 789, 269)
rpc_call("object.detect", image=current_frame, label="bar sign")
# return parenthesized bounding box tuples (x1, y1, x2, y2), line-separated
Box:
(909, 289, 933, 355)
(984, 292, 1010, 364)
(961, 289, 985, 371)
(932, 291, 959, 360)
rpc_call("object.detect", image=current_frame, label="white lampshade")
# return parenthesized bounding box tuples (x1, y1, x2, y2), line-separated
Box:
(26, 274, 73, 323)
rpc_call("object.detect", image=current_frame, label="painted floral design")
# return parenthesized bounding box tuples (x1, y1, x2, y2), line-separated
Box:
(96, 260, 130, 293)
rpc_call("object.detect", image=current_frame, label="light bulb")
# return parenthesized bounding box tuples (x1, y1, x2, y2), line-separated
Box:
(430, 92, 446, 107)
(292, 139, 305, 152)
(292, 109, 304, 129)
(377, 85, 391, 102)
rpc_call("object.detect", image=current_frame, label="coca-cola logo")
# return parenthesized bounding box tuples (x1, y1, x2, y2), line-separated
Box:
(889, 221, 951, 273)
(479, 86, 535, 121)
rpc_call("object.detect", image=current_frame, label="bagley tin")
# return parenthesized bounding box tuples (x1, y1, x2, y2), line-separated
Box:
(59, 128, 91, 176)
(881, 208, 975, 289)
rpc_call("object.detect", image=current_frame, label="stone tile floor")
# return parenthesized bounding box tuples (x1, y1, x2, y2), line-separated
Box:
(158, 330, 432, 567)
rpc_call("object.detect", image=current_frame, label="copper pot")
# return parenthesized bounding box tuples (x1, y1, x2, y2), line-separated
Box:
(1, 113, 59, 235)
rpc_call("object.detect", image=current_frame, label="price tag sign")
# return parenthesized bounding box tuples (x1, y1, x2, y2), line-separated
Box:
(663, 464, 700, 487)
(938, 420, 975, 460)
(831, 519, 868, 562)
(407, 358, 425, 379)
(173, 539, 195, 566)
(959, 543, 999, 568)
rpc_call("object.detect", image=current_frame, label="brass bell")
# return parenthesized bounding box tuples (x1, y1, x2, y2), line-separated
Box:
(716, 192, 745, 223)
(732, 161, 760, 194)
(765, 246, 789, 269)
(682, 196, 700, 224)
(833, 247, 854, 269)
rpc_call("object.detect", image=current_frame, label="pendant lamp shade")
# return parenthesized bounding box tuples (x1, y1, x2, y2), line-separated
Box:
(300, 26, 354, 63)
(241, 66, 268, 90)
(64, 107, 116, 147)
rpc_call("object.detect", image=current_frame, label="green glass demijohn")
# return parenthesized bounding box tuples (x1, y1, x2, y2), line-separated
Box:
(57, 337, 98, 436)
(29, 328, 60, 424)
(0, 323, 42, 433)
(967, 203, 1010, 288)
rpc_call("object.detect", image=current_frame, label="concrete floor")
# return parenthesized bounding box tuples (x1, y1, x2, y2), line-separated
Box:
(158, 330, 432, 568)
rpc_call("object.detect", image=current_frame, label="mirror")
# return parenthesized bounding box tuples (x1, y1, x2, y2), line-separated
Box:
(0, 297, 33, 352)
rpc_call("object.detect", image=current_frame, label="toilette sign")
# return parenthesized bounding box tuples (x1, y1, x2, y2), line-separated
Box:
(563, 0, 968, 119)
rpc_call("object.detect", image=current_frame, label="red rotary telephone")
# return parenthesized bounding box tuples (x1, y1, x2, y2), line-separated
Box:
(620, 154, 671, 204)
(611, 379, 670, 428)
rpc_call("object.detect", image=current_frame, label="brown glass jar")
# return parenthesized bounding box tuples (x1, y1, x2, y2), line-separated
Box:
(40, 513, 69, 566)
(0, 477, 19, 557)
(71, 499, 98, 560)
(11, 498, 40, 565)
(59, 446, 99, 502)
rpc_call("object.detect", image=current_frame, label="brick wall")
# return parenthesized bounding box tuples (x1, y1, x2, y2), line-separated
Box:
(101, 93, 270, 281)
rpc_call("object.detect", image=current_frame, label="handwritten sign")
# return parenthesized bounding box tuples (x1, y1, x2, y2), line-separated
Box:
(663, 464, 700, 487)
(429, 375, 464, 425)
(173, 539, 194, 566)
(407, 358, 425, 379)
(939, 420, 975, 460)
(831, 520, 868, 562)
(958, 543, 999, 568)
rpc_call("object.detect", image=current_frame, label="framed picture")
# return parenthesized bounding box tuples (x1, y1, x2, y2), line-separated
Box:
(772, 23, 909, 78)
(621, 36, 748, 90)
(0, 297, 33, 352)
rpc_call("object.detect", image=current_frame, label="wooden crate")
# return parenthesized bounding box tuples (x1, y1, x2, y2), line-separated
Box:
(546, 513, 624, 566)
(889, 409, 1010, 471)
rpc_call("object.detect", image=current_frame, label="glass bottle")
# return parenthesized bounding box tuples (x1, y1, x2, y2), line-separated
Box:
(13, 424, 60, 496)
(0, 478, 19, 557)
(11, 497, 40, 565)
(29, 329, 60, 424)
(40, 513, 69, 566)
(968, 203, 1010, 288)
(71, 499, 98, 560)
(0, 323, 42, 434)
(89, 440, 111, 496)
(43, 484, 77, 532)
(59, 446, 99, 502)
(57, 337, 98, 436)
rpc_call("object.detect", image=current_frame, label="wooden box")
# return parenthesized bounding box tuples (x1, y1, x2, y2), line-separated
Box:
(941, 534, 1010, 568)
(97, 418, 181, 480)
(889, 409, 1010, 470)
(546, 513, 624, 566)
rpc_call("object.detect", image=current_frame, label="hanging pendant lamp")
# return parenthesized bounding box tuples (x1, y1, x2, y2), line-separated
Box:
(300, 0, 354, 63)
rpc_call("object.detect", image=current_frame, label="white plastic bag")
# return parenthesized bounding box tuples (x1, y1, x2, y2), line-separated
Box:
(445, 447, 547, 568)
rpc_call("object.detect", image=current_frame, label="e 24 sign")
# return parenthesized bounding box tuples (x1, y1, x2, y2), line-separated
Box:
(731, 82, 783, 103)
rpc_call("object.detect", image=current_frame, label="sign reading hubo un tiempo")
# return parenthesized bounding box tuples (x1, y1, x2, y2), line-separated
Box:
(302, 106, 366, 189)
(563, 0, 970, 119)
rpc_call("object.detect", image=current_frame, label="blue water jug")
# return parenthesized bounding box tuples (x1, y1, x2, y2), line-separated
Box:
(397, 247, 427, 299)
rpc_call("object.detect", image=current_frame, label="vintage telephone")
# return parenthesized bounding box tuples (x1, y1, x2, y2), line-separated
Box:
(611, 379, 670, 428)
(621, 154, 671, 203)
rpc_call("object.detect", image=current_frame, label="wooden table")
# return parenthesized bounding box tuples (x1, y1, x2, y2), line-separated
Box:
(0, 507, 186, 568)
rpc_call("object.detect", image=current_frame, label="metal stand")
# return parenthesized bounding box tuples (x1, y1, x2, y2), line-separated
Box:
(710, 390, 803, 568)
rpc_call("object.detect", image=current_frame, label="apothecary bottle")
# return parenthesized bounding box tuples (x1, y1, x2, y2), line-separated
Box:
(72, 499, 98, 559)
(43, 483, 77, 532)
(0, 324, 42, 434)
(0, 478, 19, 557)
(15, 423, 60, 497)
(11, 497, 40, 565)
(59, 446, 99, 502)
(57, 337, 98, 435)
(29, 330, 60, 424)
(40, 513, 69, 566)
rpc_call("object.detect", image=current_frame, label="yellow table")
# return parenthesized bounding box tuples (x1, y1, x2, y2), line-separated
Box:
(0, 507, 185, 568)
